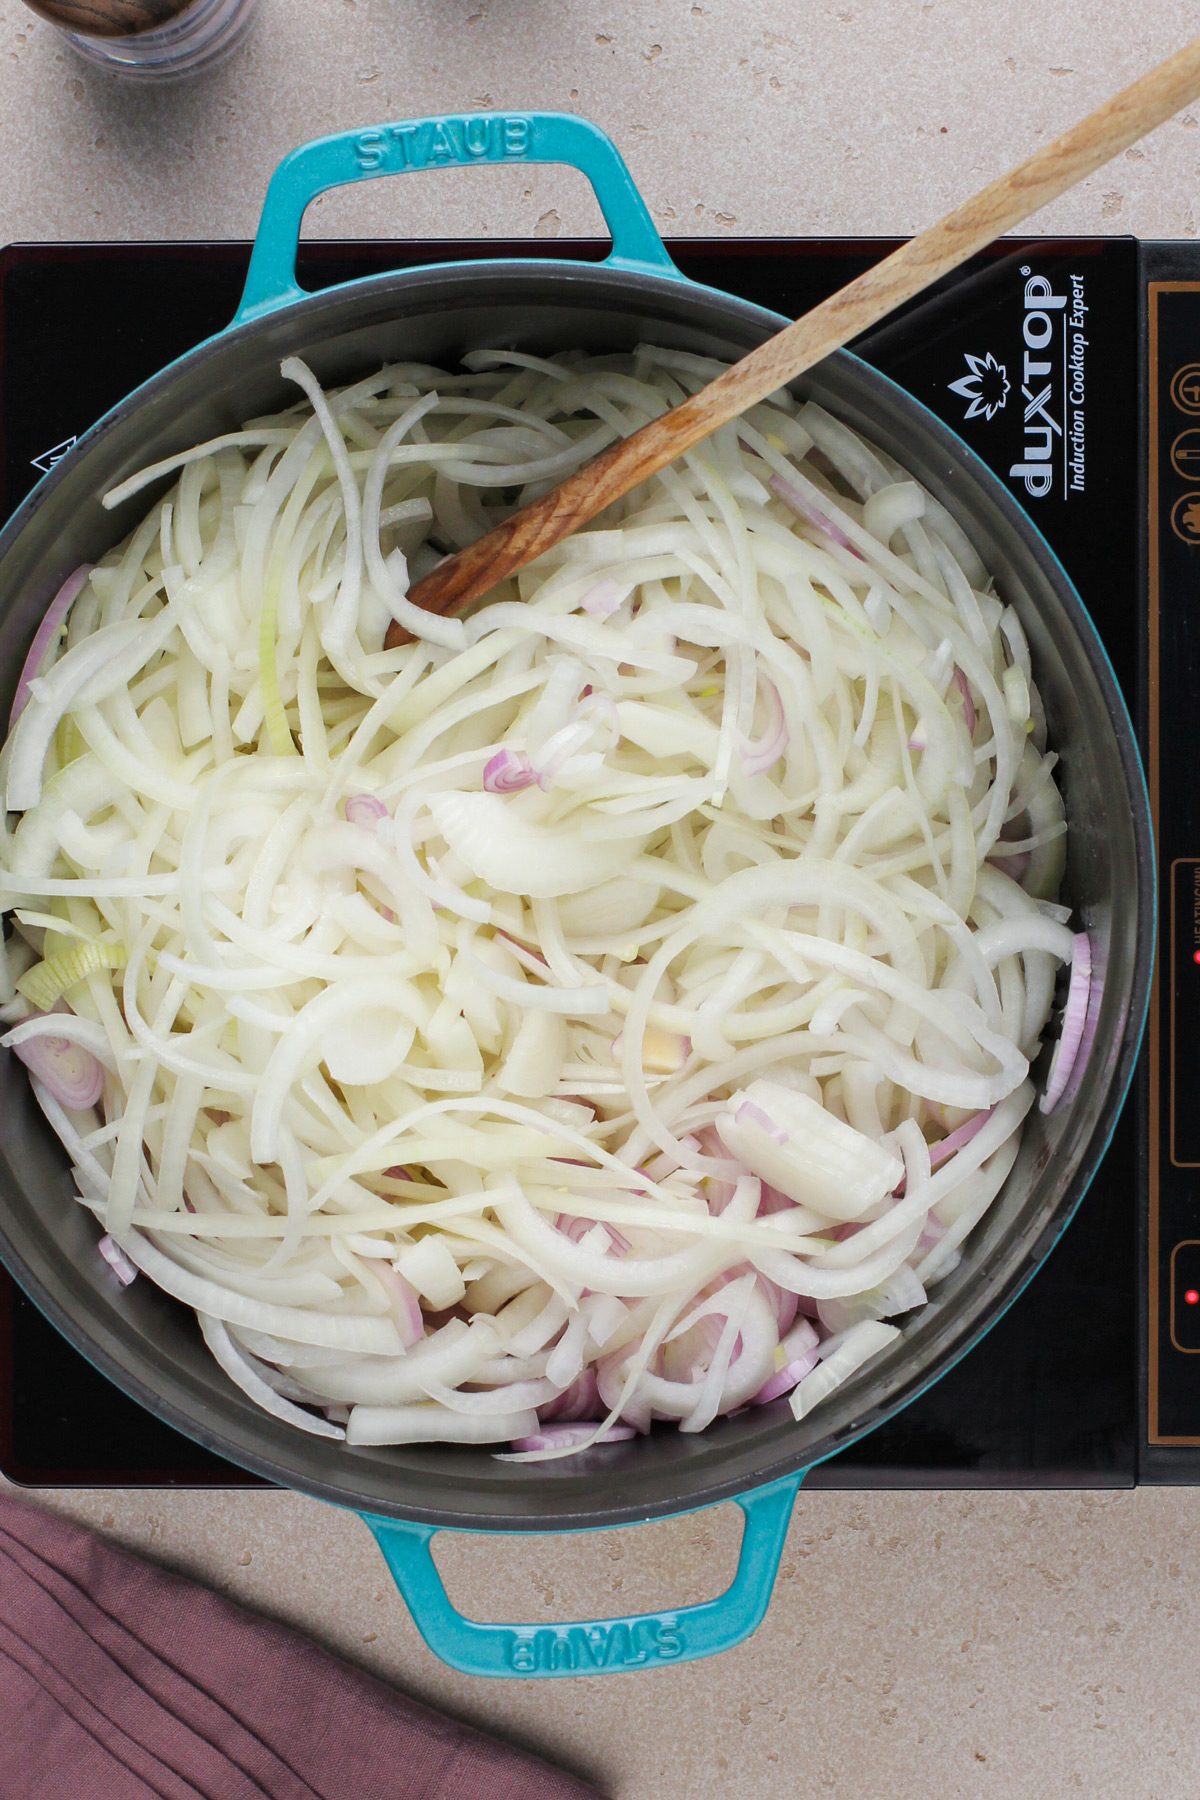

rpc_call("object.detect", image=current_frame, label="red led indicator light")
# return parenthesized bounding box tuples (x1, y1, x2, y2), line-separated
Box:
(1186, 1290, 1200, 1306)
(1193, 951, 1200, 964)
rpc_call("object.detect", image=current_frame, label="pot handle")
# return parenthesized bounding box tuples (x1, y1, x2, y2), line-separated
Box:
(359, 1470, 804, 1679)
(233, 111, 683, 326)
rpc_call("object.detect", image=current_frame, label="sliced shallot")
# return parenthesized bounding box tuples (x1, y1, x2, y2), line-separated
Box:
(10, 566, 92, 727)
(12, 1022, 105, 1111)
(510, 1422, 636, 1451)
(98, 1234, 137, 1286)
(1039, 932, 1093, 1114)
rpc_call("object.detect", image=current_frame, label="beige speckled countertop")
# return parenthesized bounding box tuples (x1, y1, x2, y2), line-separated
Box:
(1, 3, 1198, 1796)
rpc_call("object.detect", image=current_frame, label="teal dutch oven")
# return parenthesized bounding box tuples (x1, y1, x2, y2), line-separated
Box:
(0, 114, 1152, 1678)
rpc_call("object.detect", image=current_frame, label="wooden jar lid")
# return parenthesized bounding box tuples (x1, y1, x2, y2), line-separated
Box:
(20, 0, 198, 37)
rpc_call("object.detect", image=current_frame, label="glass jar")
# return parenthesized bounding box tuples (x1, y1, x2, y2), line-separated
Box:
(60, 0, 263, 78)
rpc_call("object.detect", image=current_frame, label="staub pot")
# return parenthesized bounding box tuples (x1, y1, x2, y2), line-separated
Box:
(0, 114, 1153, 1678)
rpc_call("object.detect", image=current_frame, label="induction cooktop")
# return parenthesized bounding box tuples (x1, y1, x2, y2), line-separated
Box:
(0, 230, 1179, 1489)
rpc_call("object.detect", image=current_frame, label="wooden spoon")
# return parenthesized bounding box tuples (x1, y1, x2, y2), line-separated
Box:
(19, 0, 193, 36)
(387, 35, 1200, 648)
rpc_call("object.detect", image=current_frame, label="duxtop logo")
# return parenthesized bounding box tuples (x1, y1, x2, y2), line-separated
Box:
(1008, 271, 1067, 499)
(945, 268, 1084, 501)
(948, 351, 1010, 422)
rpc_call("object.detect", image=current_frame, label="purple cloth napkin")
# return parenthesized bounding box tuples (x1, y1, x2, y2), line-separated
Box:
(0, 1493, 605, 1800)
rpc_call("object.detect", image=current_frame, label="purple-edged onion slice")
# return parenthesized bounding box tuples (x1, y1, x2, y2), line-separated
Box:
(889, 1107, 993, 1197)
(735, 1099, 788, 1145)
(366, 1258, 424, 1347)
(752, 1347, 821, 1405)
(98, 1234, 137, 1286)
(538, 1368, 602, 1423)
(557, 1212, 630, 1255)
(580, 578, 623, 618)
(13, 1026, 105, 1111)
(751, 1317, 821, 1403)
(916, 1212, 947, 1252)
(9, 565, 92, 728)
(483, 749, 537, 793)
(345, 793, 389, 828)
(953, 665, 976, 738)
(929, 1106, 993, 1169)
(768, 473, 866, 560)
(1039, 932, 1093, 1114)
(738, 673, 789, 777)
(511, 1422, 636, 1451)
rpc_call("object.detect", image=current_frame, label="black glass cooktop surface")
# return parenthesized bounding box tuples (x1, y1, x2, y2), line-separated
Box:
(0, 233, 1151, 1488)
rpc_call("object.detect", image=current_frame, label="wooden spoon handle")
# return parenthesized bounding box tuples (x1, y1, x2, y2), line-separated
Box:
(19, 0, 194, 35)
(388, 34, 1200, 646)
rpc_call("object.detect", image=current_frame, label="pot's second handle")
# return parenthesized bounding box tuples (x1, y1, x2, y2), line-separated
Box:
(234, 111, 682, 326)
(360, 1471, 803, 1679)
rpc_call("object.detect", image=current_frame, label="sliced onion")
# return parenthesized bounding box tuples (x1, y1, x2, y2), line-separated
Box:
(596, 1347, 653, 1431)
(580, 579, 623, 618)
(538, 1368, 602, 1422)
(736, 1099, 788, 1145)
(758, 1183, 795, 1216)
(510, 1422, 635, 1451)
(953, 665, 976, 738)
(199, 1313, 345, 1439)
(544, 1308, 589, 1385)
(1039, 932, 1093, 1114)
(702, 1264, 797, 1340)
(428, 789, 648, 896)
(738, 674, 789, 777)
(769, 474, 865, 559)
(120, 1230, 405, 1353)
(751, 1314, 819, 1405)
(0, 351, 1075, 1463)
(681, 1277, 774, 1431)
(364, 1258, 424, 1348)
(2, 1011, 117, 1074)
(12, 1022, 105, 1110)
(580, 1293, 628, 1351)
(575, 689, 619, 734)
(9, 566, 92, 727)
(345, 793, 389, 828)
(483, 749, 537, 793)
(558, 1212, 630, 1254)
(916, 1212, 947, 1252)
(928, 1107, 993, 1169)
(347, 1404, 538, 1445)
(987, 833, 1032, 883)
(98, 1234, 137, 1285)
(532, 718, 597, 788)
(760, 1272, 798, 1336)
(817, 1262, 926, 1335)
(420, 1375, 560, 1415)
(753, 1346, 820, 1404)
(789, 1319, 900, 1421)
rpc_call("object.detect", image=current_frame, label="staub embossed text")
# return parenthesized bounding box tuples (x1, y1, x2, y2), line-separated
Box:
(354, 115, 531, 174)
(506, 1618, 685, 1674)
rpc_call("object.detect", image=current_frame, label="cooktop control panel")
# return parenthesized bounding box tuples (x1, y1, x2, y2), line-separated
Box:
(1143, 247, 1200, 1478)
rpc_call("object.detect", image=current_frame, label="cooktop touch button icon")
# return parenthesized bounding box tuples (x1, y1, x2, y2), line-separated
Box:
(1171, 1241, 1200, 1352)
(1171, 364, 1200, 414)
(1171, 493, 1200, 543)
(1171, 430, 1200, 479)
